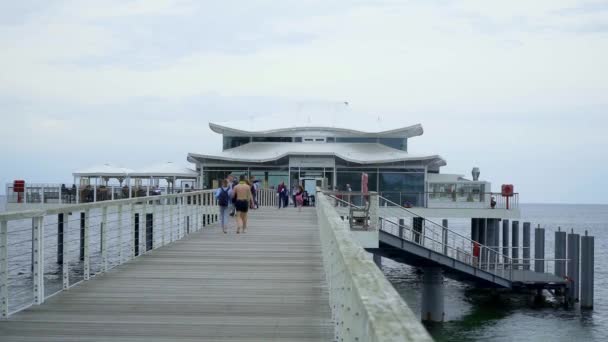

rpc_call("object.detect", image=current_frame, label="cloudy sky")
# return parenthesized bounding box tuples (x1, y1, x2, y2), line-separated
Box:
(0, 0, 606, 203)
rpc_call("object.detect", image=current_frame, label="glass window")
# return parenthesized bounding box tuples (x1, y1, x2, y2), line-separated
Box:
(379, 172, 424, 207)
(326, 137, 335, 143)
(335, 137, 377, 143)
(223, 136, 250, 150)
(252, 137, 293, 143)
(294, 137, 302, 142)
(378, 138, 407, 151)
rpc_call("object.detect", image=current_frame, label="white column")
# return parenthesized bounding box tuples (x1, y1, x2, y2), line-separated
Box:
(32, 216, 45, 304)
(83, 209, 90, 280)
(61, 212, 69, 290)
(1, 220, 8, 319)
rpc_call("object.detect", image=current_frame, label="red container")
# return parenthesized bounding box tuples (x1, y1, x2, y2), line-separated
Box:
(501, 184, 514, 197)
(13, 180, 25, 193)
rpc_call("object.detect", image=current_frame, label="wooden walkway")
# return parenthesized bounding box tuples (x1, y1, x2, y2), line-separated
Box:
(0, 207, 333, 341)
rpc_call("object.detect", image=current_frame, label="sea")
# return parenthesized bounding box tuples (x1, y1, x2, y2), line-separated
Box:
(0, 197, 605, 341)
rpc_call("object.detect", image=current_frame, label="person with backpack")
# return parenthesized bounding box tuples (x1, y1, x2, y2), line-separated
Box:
(215, 179, 233, 234)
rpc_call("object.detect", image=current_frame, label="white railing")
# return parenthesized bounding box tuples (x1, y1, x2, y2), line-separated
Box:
(316, 191, 432, 342)
(0, 190, 224, 319)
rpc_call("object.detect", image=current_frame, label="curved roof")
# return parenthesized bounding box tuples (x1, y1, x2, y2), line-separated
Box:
(188, 142, 446, 167)
(129, 162, 198, 178)
(209, 113, 424, 138)
(73, 163, 133, 177)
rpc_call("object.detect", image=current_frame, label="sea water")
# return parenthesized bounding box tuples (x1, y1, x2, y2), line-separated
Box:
(384, 203, 608, 342)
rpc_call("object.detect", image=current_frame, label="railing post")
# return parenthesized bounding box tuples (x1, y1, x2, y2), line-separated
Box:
(1, 220, 8, 319)
(101, 206, 108, 272)
(83, 209, 90, 280)
(61, 212, 69, 290)
(160, 199, 166, 246)
(32, 216, 45, 304)
(169, 198, 174, 243)
(118, 204, 123, 264)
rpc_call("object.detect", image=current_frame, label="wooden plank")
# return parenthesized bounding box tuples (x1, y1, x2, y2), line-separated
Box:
(0, 208, 333, 341)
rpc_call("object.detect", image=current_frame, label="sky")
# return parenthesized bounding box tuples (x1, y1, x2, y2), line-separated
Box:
(0, 0, 606, 204)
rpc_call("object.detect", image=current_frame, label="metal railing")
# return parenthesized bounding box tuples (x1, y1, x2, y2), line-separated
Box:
(379, 191, 519, 210)
(0, 190, 227, 319)
(5, 184, 279, 207)
(316, 190, 432, 341)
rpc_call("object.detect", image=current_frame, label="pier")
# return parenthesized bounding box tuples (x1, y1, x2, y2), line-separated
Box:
(0, 190, 431, 341)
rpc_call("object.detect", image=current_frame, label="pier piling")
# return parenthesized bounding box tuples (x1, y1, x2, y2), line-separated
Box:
(502, 219, 509, 262)
(567, 230, 580, 302)
(534, 225, 545, 273)
(512, 221, 519, 269)
(555, 228, 567, 277)
(523, 222, 531, 270)
(421, 267, 444, 322)
(581, 231, 594, 309)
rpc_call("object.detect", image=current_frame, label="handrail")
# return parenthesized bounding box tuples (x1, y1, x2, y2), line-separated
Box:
(315, 190, 432, 341)
(0, 188, 278, 319)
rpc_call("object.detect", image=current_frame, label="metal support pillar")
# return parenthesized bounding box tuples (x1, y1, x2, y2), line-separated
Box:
(146, 213, 153, 252)
(486, 219, 496, 266)
(580, 231, 594, 309)
(512, 221, 519, 269)
(398, 219, 405, 239)
(421, 267, 444, 322)
(567, 230, 580, 302)
(534, 225, 545, 273)
(413, 217, 424, 245)
(523, 222, 531, 270)
(83, 209, 90, 280)
(32, 216, 44, 304)
(555, 227, 567, 277)
(134, 213, 140, 256)
(79, 212, 85, 261)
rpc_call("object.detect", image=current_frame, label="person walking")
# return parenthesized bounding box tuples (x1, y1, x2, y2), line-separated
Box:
(277, 181, 287, 209)
(250, 176, 259, 209)
(295, 185, 304, 212)
(232, 175, 253, 234)
(214, 179, 232, 233)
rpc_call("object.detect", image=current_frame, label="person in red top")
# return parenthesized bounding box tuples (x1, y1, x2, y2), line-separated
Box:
(473, 241, 481, 266)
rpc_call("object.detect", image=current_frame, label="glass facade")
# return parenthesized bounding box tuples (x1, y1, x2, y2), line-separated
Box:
(379, 172, 425, 207)
(223, 136, 250, 150)
(252, 137, 293, 143)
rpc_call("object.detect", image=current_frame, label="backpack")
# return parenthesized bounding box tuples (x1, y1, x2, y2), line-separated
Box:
(218, 187, 230, 207)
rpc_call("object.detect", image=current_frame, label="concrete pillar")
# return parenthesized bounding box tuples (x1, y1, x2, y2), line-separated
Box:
(373, 254, 382, 268)
(487, 219, 496, 266)
(567, 230, 580, 302)
(502, 219, 509, 263)
(523, 222, 531, 270)
(442, 219, 448, 255)
(534, 225, 545, 273)
(555, 227, 567, 278)
(512, 221, 519, 269)
(421, 267, 444, 322)
(398, 218, 405, 239)
(471, 218, 480, 242)
(580, 231, 594, 309)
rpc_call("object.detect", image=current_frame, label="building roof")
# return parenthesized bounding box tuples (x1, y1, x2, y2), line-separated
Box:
(209, 113, 424, 138)
(130, 162, 198, 178)
(73, 163, 134, 177)
(188, 142, 446, 167)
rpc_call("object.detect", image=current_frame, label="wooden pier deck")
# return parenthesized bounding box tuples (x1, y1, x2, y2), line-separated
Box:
(0, 207, 333, 341)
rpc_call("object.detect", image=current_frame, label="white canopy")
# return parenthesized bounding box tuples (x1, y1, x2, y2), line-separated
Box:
(73, 163, 133, 177)
(129, 162, 198, 178)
